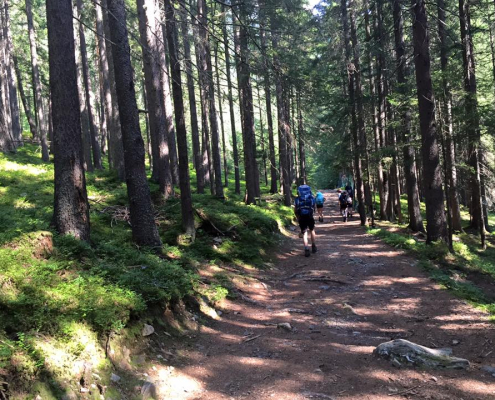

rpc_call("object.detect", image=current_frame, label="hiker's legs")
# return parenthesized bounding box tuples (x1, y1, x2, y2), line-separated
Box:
(303, 229, 309, 247)
(310, 229, 316, 245)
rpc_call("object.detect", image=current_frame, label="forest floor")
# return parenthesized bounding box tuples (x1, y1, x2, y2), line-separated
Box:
(141, 190, 495, 400)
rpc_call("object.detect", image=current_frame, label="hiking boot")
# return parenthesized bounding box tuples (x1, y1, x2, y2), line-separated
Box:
(312, 244, 317, 253)
(319, 216, 323, 222)
(304, 248, 310, 257)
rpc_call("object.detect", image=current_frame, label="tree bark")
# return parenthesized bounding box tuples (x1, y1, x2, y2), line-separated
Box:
(296, 91, 307, 185)
(102, 0, 125, 180)
(222, 4, 241, 194)
(2, 0, 21, 146)
(197, 0, 224, 198)
(26, 0, 49, 161)
(74, 9, 94, 172)
(137, 0, 173, 198)
(437, 0, 462, 232)
(164, 0, 195, 238)
(392, 0, 424, 232)
(76, 0, 102, 169)
(270, 13, 291, 206)
(237, 6, 260, 204)
(46, 0, 90, 241)
(411, 0, 447, 243)
(375, 0, 389, 220)
(180, 0, 204, 193)
(160, 13, 180, 186)
(193, 13, 213, 193)
(259, 9, 278, 193)
(214, 42, 228, 188)
(458, 0, 485, 245)
(257, 84, 268, 186)
(74, 11, 93, 172)
(13, 56, 37, 139)
(348, 0, 367, 226)
(107, 0, 162, 248)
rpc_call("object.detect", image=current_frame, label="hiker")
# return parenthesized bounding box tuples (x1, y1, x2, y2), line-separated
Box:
(315, 190, 325, 222)
(339, 189, 353, 222)
(294, 185, 317, 257)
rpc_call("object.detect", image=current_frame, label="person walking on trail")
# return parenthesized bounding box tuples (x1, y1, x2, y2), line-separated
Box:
(294, 185, 317, 257)
(315, 191, 325, 222)
(339, 189, 353, 221)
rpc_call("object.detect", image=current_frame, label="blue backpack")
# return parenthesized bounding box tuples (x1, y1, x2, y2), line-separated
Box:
(315, 192, 325, 206)
(295, 185, 315, 216)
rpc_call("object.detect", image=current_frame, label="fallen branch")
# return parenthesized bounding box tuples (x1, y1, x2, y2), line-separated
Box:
(388, 385, 421, 397)
(194, 208, 225, 236)
(242, 334, 261, 343)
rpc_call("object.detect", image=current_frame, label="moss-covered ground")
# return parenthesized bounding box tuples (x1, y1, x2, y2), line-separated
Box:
(0, 145, 293, 398)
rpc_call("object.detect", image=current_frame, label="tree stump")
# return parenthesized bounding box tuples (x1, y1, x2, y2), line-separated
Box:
(373, 339, 469, 369)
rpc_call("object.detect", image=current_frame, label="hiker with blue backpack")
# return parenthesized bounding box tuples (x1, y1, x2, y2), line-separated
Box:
(315, 191, 325, 222)
(294, 185, 317, 257)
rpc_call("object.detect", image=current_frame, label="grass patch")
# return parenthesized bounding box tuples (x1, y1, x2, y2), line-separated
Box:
(0, 145, 293, 396)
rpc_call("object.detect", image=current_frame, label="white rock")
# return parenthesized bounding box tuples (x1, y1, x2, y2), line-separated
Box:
(142, 324, 155, 337)
(110, 373, 121, 383)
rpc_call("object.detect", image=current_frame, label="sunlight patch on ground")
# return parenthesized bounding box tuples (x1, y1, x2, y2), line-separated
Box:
(448, 378, 495, 397)
(154, 365, 204, 399)
(0, 160, 48, 175)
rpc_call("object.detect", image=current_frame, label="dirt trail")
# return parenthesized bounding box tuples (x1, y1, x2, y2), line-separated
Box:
(153, 190, 495, 399)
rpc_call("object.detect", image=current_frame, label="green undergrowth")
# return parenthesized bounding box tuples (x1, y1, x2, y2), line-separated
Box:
(367, 225, 495, 319)
(0, 145, 292, 397)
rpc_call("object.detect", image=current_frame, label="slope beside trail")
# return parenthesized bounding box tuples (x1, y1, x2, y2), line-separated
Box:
(149, 190, 495, 400)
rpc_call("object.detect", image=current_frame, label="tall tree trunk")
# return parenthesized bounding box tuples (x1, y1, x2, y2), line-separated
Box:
(46, 0, 90, 241)
(160, 14, 180, 186)
(198, 0, 224, 198)
(259, 10, 278, 193)
(214, 43, 228, 188)
(0, 0, 13, 152)
(102, 0, 125, 180)
(270, 14, 291, 206)
(26, 0, 49, 161)
(107, 0, 162, 248)
(0, 7, 12, 148)
(257, 84, 268, 186)
(13, 56, 37, 139)
(458, 0, 485, 245)
(237, 6, 260, 204)
(74, 12, 93, 172)
(348, 0, 367, 226)
(411, 0, 447, 243)
(180, 0, 204, 193)
(2, 0, 21, 146)
(222, 4, 241, 194)
(76, 0, 102, 169)
(193, 14, 213, 193)
(437, 0, 462, 232)
(164, 0, 195, 238)
(375, 0, 389, 220)
(297, 91, 307, 185)
(364, 0, 379, 213)
(137, 0, 173, 198)
(393, 0, 424, 232)
(285, 87, 294, 185)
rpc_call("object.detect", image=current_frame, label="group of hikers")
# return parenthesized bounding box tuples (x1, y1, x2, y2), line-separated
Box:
(294, 184, 354, 257)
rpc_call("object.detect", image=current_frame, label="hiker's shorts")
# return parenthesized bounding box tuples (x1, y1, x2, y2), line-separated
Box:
(298, 215, 315, 232)
(316, 204, 324, 209)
